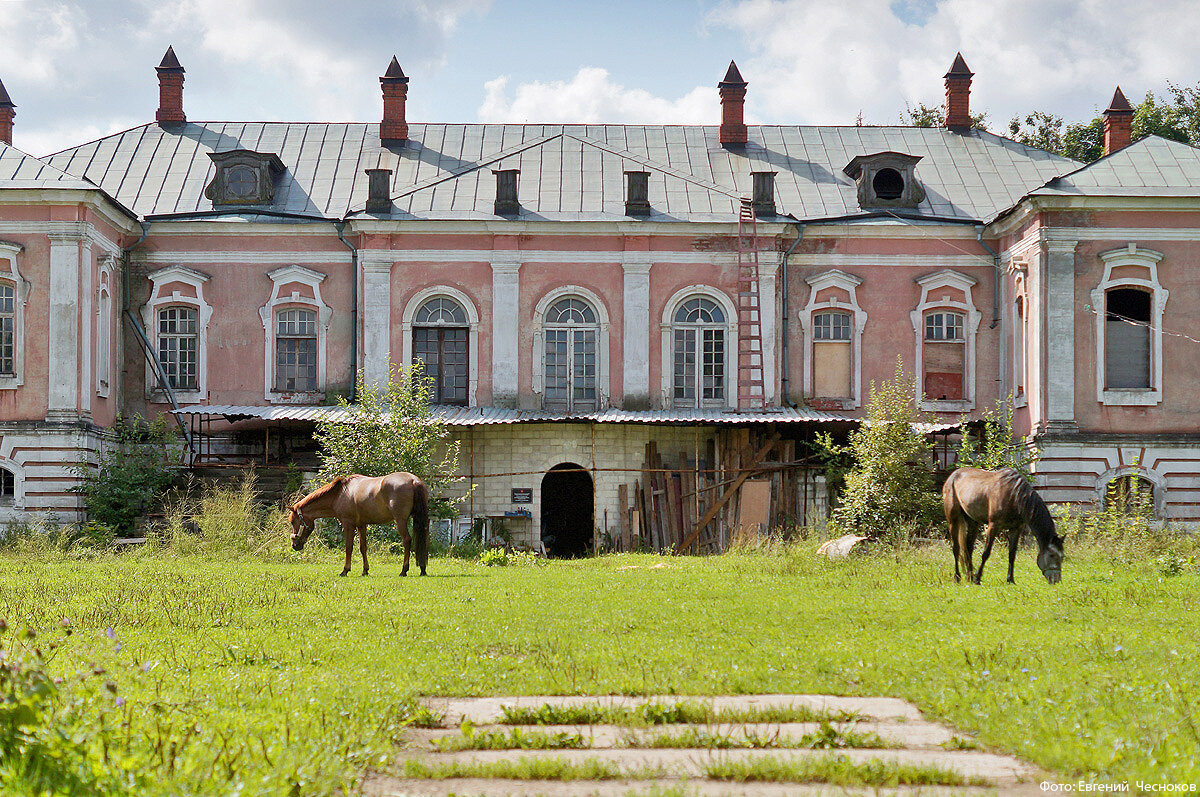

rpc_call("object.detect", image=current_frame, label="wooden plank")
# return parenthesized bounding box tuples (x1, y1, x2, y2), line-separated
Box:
(666, 471, 682, 549)
(678, 433, 780, 554)
(737, 478, 772, 539)
(617, 483, 629, 551)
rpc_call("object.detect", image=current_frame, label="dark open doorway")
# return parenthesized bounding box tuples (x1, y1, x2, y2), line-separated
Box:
(541, 463, 594, 558)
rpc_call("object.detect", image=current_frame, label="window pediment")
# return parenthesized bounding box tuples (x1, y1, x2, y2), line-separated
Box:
(205, 149, 286, 206)
(843, 151, 926, 209)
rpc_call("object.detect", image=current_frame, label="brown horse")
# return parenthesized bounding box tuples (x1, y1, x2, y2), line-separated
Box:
(942, 467, 1063, 585)
(289, 472, 429, 577)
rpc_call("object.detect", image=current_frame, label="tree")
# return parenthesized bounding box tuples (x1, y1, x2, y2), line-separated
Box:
(72, 414, 179, 534)
(314, 362, 461, 506)
(902, 102, 988, 130)
(819, 361, 941, 541)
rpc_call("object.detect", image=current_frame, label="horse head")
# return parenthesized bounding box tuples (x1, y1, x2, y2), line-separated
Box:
(289, 505, 315, 551)
(1037, 534, 1064, 584)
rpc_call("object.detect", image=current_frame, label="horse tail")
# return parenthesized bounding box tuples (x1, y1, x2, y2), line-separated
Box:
(412, 478, 430, 573)
(1010, 471, 1060, 548)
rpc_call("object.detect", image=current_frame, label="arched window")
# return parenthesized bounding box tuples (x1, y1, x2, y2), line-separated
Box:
(543, 297, 598, 412)
(0, 281, 14, 377)
(413, 296, 469, 406)
(672, 296, 726, 408)
(923, 311, 965, 400)
(0, 466, 14, 505)
(1105, 288, 1151, 389)
(274, 308, 318, 392)
(157, 306, 199, 391)
(1105, 473, 1155, 515)
(1013, 294, 1026, 400)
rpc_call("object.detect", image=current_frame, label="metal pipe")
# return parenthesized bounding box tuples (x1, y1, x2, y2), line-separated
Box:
(780, 224, 805, 407)
(334, 222, 358, 402)
(976, 225, 1001, 329)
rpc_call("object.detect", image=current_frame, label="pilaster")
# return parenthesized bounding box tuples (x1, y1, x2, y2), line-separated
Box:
(1044, 238, 1077, 430)
(759, 256, 779, 405)
(621, 256, 652, 409)
(46, 233, 83, 421)
(360, 251, 393, 390)
(490, 256, 522, 407)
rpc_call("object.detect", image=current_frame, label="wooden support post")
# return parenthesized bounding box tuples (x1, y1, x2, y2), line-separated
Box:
(678, 432, 780, 554)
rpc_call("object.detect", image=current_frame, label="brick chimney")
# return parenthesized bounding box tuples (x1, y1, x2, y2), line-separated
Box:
(718, 61, 748, 147)
(943, 52, 974, 130)
(155, 46, 186, 127)
(1103, 87, 1134, 155)
(0, 78, 14, 146)
(380, 56, 409, 143)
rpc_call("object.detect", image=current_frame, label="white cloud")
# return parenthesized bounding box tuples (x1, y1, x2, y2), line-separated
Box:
(710, 0, 1200, 128)
(478, 67, 716, 124)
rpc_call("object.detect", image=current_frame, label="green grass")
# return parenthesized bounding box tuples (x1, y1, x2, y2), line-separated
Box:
(401, 756, 662, 781)
(0, 540, 1198, 794)
(432, 726, 588, 751)
(633, 723, 891, 750)
(704, 754, 983, 787)
(497, 699, 861, 726)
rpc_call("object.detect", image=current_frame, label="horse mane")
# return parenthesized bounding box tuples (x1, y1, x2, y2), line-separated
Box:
(297, 476, 350, 508)
(1002, 469, 1061, 548)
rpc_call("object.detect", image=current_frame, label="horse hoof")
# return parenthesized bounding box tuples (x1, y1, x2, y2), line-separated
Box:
(420, 570, 427, 576)
(339, 571, 349, 577)
(400, 571, 408, 577)
(362, 571, 369, 577)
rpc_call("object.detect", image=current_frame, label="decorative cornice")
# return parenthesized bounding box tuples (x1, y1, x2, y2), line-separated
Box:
(789, 253, 989, 268)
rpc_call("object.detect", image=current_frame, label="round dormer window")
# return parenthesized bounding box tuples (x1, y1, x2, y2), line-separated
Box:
(872, 168, 904, 200)
(226, 165, 258, 200)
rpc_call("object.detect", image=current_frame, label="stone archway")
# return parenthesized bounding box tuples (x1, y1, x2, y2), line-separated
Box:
(540, 463, 594, 558)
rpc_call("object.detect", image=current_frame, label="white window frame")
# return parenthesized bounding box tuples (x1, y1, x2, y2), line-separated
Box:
(1008, 259, 1028, 408)
(259, 265, 332, 403)
(1091, 244, 1167, 407)
(401, 286, 480, 407)
(660, 286, 737, 410)
(910, 269, 980, 412)
(799, 270, 866, 409)
(533, 286, 610, 410)
(0, 242, 28, 390)
(143, 265, 212, 403)
(95, 256, 115, 398)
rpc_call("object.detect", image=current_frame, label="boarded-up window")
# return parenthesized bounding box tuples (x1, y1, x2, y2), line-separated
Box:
(923, 312, 964, 400)
(812, 311, 852, 398)
(1105, 288, 1151, 389)
(1014, 296, 1025, 397)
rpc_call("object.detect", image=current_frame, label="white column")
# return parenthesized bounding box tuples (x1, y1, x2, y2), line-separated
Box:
(47, 234, 82, 420)
(360, 252, 392, 390)
(759, 256, 779, 405)
(621, 257, 652, 409)
(1045, 239, 1077, 427)
(490, 257, 521, 407)
(77, 242, 94, 419)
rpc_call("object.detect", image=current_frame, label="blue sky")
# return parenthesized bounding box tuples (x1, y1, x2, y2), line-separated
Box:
(0, 0, 1196, 156)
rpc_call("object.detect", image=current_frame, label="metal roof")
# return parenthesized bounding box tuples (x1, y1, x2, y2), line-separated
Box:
(0, 141, 99, 190)
(43, 123, 1075, 224)
(1032, 136, 1200, 197)
(171, 403, 964, 432)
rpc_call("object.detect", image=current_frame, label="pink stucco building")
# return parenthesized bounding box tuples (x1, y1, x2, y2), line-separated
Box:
(2, 51, 1198, 546)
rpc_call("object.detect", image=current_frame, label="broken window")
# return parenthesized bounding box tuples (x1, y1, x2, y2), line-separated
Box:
(274, 308, 318, 392)
(1105, 288, 1151, 389)
(157, 306, 199, 391)
(0, 282, 13, 376)
(923, 311, 965, 400)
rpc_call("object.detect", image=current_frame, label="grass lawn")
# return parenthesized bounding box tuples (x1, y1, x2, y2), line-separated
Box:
(1, 541, 1198, 794)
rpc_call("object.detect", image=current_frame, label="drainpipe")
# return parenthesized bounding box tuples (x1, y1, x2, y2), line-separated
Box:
(335, 221, 358, 402)
(780, 223, 805, 407)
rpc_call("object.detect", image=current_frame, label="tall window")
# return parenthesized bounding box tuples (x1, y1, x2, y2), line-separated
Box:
(672, 297, 725, 408)
(812, 311, 852, 398)
(1105, 288, 1151, 389)
(1014, 295, 1025, 399)
(157, 306, 198, 391)
(275, 309, 318, 392)
(923, 311, 965, 400)
(413, 297, 469, 405)
(0, 282, 13, 376)
(0, 467, 13, 505)
(96, 284, 111, 393)
(543, 297, 598, 412)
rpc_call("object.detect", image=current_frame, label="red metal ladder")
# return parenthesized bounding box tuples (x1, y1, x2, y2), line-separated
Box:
(736, 199, 765, 410)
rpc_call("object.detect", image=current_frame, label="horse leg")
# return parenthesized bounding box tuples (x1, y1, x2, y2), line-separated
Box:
(1007, 529, 1020, 583)
(964, 524, 978, 584)
(950, 512, 963, 584)
(974, 523, 999, 585)
(359, 526, 369, 576)
(397, 515, 412, 577)
(340, 521, 354, 577)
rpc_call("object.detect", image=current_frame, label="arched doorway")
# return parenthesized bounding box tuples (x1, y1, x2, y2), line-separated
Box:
(541, 462, 593, 558)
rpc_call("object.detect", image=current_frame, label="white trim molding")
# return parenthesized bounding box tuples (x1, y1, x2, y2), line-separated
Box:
(1097, 463, 1166, 518)
(1007, 258, 1028, 408)
(401, 286, 481, 407)
(1091, 244, 1166, 407)
(659, 285, 738, 410)
(910, 269, 980, 412)
(0, 242, 29, 390)
(0, 454, 25, 513)
(532, 285, 611, 410)
(95, 256, 116, 398)
(799, 269, 866, 409)
(142, 265, 213, 403)
(258, 265, 332, 403)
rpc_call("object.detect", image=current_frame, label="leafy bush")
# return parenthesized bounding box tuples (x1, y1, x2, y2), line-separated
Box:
(162, 473, 292, 558)
(72, 414, 179, 535)
(956, 397, 1038, 478)
(819, 362, 941, 541)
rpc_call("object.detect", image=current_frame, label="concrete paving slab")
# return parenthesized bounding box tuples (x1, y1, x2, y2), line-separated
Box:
(364, 778, 1001, 797)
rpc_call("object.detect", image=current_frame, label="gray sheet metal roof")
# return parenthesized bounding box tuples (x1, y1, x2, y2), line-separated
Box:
(1032, 136, 1200, 197)
(43, 123, 1075, 224)
(0, 141, 99, 190)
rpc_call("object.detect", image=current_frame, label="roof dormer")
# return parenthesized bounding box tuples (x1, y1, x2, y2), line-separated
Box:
(843, 151, 925, 209)
(205, 149, 285, 206)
